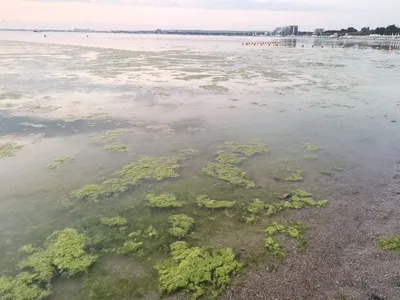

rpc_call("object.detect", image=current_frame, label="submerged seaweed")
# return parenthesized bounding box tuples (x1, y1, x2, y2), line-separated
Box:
(285, 170, 304, 182)
(228, 141, 269, 157)
(47, 156, 74, 169)
(116, 241, 144, 255)
(146, 193, 184, 208)
(283, 190, 328, 209)
(154, 241, 241, 299)
(72, 156, 180, 202)
(92, 129, 132, 143)
(100, 216, 128, 227)
(0, 142, 23, 158)
(168, 214, 195, 238)
(203, 162, 255, 188)
(19, 228, 98, 282)
(304, 143, 323, 152)
(0, 273, 51, 300)
(196, 195, 235, 209)
(264, 222, 306, 259)
(303, 155, 317, 160)
(104, 145, 129, 152)
(215, 152, 245, 165)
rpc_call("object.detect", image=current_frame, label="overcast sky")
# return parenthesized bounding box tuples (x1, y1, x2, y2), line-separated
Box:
(1, 0, 399, 31)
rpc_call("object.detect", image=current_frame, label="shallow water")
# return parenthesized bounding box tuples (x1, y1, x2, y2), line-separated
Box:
(0, 33, 399, 299)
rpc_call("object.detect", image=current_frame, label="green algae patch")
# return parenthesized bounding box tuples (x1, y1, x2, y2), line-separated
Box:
(285, 170, 304, 182)
(19, 245, 38, 254)
(86, 276, 149, 300)
(146, 124, 175, 133)
(264, 222, 306, 260)
(155, 241, 241, 299)
(304, 143, 323, 152)
(247, 198, 266, 215)
(283, 190, 328, 209)
(104, 145, 129, 152)
(18, 251, 54, 282)
(228, 141, 269, 157)
(100, 216, 128, 227)
(180, 148, 199, 155)
(303, 155, 317, 160)
(243, 199, 283, 223)
(47, 156, 74, 169)
(168, 214, 195, 238)
(215, 152, 245, 165)
(116, 241, 144, 255)
(72, 156, 180, 202)
(203, 162, 255, 188)
(291, 189, 313, 198)
(146, 193, 183, 208)
(44, 228, 98, 276)
(115, 156, 180, 185)
(143, 225, 158, 238)
(196, 195, 235, 209)
(19, 228, 98, 282)
(72, 184, 103, 202)
(377, 236, 400, 251)
(200, 84, 229, 93)
(0, 142, 23, 158)
(0, 273, 51, 300)
(92, 129, 132, 143)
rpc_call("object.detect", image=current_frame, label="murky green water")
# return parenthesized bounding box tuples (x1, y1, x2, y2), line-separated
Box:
(0, 33, 399, 299)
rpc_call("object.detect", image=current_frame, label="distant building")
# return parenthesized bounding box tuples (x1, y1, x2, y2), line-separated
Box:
(314, 28, 325, 35)
(273, 25, 299, 36)
(74, 28, 92, 32)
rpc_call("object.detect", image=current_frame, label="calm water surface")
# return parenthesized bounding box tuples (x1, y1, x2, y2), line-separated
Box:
(0, 32, 399, 299)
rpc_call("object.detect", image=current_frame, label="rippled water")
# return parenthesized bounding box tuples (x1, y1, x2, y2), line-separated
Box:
(0, 32, 399, 299)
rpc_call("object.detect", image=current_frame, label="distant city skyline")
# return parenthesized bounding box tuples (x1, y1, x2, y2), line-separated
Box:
(1, 0, 399, 32)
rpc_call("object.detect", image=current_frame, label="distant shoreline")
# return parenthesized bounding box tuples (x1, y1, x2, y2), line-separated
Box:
(0, 28, 399, 39)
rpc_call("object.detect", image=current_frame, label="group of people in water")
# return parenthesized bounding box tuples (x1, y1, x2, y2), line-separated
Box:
(241, 41, 393, 50)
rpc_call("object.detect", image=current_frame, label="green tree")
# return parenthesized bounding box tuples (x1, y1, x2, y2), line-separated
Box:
(347, 27, 358, 33)
(384, 24, 399, 35)
(375, 27, 385, 35)
(361, 27, 370, 34)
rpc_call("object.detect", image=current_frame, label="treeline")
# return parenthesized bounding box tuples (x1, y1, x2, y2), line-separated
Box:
(299, 24, 400, 36)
